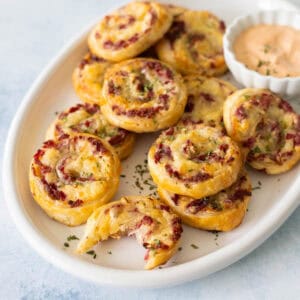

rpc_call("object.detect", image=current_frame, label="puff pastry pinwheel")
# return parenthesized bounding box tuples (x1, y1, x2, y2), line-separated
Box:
(76, 196, 183, 269)
(148, 124, 243, 198)
(181, 75, 236, 127)
(72, 52, 111, 105)
(158, 169, 251, 231)
(88, 1, 172, 62)
(155, 10, 227, 76)
(46, 103, 135, 160)
(223, 88, 300, 174)
(29, 134, 121, 226)
(101, 58, 187, 132)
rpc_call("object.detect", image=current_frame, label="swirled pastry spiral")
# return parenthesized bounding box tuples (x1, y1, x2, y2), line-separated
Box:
(223, 88, 300, 174)
(181, 75, 236, 127)
(76, 196, 182, 269)
(88, 1, 172, 62)
(72, 52, 111, 105)
(148, 124, 243, 198)
(156, 10, 227, 76)
(46, 103, 135, 160)
(158, 169, 251, 231)
(29, 134, 121, 226)
(101, 58, 187, 132)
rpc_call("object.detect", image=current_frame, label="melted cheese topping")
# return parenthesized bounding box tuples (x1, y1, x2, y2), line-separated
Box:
(156, 10, 227, 76)
(29, 134, 121, 226)
(46, 103, 135, 160)
(88, 2, 172, 61)
(72, 52, 111, 105)
(181, 75, 236, 126)
(234, 24, 300, 78)
(148, 124, 242, 198)
(101, 58, 187, 132)
(223, 88, 300, 174)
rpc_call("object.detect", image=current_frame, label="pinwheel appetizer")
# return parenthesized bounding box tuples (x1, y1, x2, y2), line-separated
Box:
(88, 1, 172, 62)
(29, 134, 121, 226)
(46, 103, 135, 160)
(101, 58, 187, 132)
(156, 10, 227, 76)
(181, 75, 236, 126)
(72, 52, 111, 105)
(148, 124, 243, 198)
(76, 196, 183, 269)
(158, 169, 251, 231)
(223, 88, 300, 174)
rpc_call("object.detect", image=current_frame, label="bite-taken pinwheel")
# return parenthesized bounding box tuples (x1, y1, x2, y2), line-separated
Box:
(88, 1, 172, 62)
(29, 134, 121, 226)
(158, 170, 251, 231)
(72, 52, 111, 105)
(156, 10, 227, 76)
(223, 88, 300, 174)
(76, 196, 183, 269)
(46, 103, 135, 160)
(148, 124, 243, 198)
(101, 58, 187, 132)
(180, 75, 236, 127)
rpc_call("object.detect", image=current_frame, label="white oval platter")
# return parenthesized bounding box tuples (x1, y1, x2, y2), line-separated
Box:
(3, 0, 300, 288)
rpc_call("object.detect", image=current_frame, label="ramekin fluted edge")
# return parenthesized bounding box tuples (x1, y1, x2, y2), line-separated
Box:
(223, 10, 300, 98)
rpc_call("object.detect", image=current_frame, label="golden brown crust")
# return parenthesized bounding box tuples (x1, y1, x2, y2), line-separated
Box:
(148, 124, 243, 198)
(180, 75, 236, 127)
(156, 10, 227, 76)
(158, 169, 251, 231)
(46, 103, 135, 160)
(101, 58, 187, 132)
(76, 196, 182, 269)
(224, 88, 300, 174)
(164, 3, 187, 17)
(88, 1, 173, 61)
(72, 52, 111, 105)
(29, 134, 121, 226)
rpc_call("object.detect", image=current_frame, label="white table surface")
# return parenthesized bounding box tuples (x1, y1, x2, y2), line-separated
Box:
(1, 0, 299, 299)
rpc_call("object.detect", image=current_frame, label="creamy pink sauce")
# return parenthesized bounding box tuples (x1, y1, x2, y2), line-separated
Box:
(233, 24, 300, 78)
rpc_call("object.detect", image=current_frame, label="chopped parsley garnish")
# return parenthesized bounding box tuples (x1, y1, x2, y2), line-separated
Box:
(190, 244, 199, 249)
(265, 145, 271, 152)
(263, 44, 271, 53)
(210, 199, 223, 211)
(252, 186, 261, 191)
(67, 235, 79, 241)
(252, 146, 262, 154)
(64, 242, 69, 247)
(257, 60, 269, 68)
(107, 251, 112, 255)
(154, 239, 161, 246)
(143, 82, 153, 93)
(86, 250, 97, 259)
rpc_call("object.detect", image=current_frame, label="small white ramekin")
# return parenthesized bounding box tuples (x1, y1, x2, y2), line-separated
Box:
(223, 10, 300, 98)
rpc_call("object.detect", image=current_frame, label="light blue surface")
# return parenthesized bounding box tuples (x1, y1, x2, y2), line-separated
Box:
(0, 0, 299, 299)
